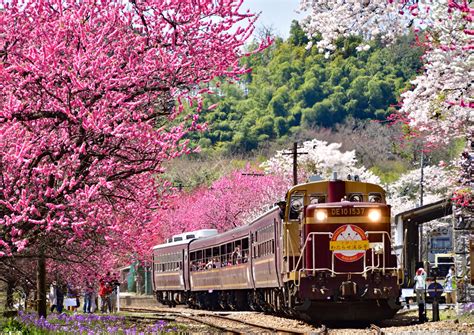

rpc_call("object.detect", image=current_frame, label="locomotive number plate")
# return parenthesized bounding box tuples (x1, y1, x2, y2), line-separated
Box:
(330, 240, 369, 251)
(330, 208, 366, 216)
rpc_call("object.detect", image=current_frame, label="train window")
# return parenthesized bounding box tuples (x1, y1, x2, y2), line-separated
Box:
(289, 193, 304, 220)
(369, 193, 383, 203)
(174, 236, 183, 242)
(271, 240, 275, 254)
(310, 194, 326, 204)
(349, 193, 363, 202)
(186, 234, 195, 239)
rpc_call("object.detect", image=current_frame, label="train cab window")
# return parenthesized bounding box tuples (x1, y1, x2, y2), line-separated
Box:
(310, 194, 326, 204)
(186, 234, 195, 239)
(173, 236, 183, 242)
(348, 193, 363, 202)
(369, 193, 383, 203)
(289, 193, 304, 220)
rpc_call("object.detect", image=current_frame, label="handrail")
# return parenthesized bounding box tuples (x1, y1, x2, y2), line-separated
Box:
(292, 230, 400, 287)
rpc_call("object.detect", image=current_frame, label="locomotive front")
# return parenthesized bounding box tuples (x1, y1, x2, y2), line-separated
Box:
(283, 177, 401, 322)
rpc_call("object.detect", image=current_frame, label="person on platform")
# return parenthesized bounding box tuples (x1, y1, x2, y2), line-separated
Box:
(444, 266, 457, 308)
(83, 282, 94, 313)
(54, 283, 65, 314)
(99, 279, 113, 313)
(49, 281, 58, 313)
(414, 267, 428, 322)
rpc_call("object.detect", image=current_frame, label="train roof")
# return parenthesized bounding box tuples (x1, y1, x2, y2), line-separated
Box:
(152, 228, 218, 250)
(189, 207, 280, 250)
(288, 179, 386, 195)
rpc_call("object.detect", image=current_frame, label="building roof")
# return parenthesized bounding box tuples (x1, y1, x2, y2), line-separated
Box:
(394, 198, 452, 224)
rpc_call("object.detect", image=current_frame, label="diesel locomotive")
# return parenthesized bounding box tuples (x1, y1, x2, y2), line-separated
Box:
(152, 175, 402, 322)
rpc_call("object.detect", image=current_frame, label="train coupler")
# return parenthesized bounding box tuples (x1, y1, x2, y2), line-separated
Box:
(340, 281, 357, 297)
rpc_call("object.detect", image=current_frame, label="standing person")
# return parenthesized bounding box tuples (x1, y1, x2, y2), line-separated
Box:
(109, 274, 120, 313)
(83, 282, 93, 313)
(48, 281, 58, 312)
(66, 283, 78, 311)
(99, 280, 112, 313)
(414, 267, 428, 322)
(444, 266, 457, 308)
(90, 286, 98, 313)
(56, 284, 65, 314)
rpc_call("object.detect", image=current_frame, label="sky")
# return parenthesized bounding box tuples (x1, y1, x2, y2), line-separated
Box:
(242, 1, 305, 39)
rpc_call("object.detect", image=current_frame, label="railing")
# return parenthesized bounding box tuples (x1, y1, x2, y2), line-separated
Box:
(285, 228, 297, 273)
(293, 231, 400, 287)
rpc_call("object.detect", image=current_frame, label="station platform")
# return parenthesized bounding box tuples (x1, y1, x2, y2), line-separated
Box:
(117, 292, 157, 309)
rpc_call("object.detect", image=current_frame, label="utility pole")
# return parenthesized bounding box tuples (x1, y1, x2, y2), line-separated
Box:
(420, 150, 424, 207)
(419, 149, 425, 264)
(282, 142, 308, 186)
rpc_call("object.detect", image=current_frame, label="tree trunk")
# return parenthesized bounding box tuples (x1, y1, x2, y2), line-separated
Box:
(37, 251, 47, 318)
(6, 279, 14, 309)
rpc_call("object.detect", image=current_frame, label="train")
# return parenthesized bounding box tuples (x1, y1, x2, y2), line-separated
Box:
(151, 174, 402, 322)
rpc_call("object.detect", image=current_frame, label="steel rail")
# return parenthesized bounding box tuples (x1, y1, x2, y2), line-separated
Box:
(120, 307, 309, 334)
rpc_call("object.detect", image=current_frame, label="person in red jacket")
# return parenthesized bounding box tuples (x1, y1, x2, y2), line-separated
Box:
(99, 279, 113, 313)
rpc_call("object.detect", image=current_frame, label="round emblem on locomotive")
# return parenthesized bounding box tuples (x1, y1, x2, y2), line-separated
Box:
(330, 224, 369, 262)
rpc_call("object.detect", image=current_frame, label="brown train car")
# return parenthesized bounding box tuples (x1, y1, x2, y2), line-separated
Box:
(188, 223, 252, 309)
(152, 241, 188, 306)
(247, 208, 284, 311)
(152, 229, 218, 306)
(183, 207, 283, 311)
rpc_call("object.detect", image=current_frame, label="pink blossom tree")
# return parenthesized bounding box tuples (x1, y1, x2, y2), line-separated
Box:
(0, 0, 260, 317)
(156, 168, 288, 239)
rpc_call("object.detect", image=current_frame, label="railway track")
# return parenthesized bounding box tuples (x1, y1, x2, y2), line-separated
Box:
(120, 307, 311, 334)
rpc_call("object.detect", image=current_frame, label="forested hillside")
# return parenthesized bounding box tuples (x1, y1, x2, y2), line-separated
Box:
(194, 21, 424, 154)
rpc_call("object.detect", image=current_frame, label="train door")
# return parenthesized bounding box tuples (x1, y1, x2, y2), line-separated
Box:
(249, 232, 256, 288)
(152, 252, 156, 293)
(283, 191, 305, 273)
(183, 248, 189, 291)
(273, 216, 282, 287)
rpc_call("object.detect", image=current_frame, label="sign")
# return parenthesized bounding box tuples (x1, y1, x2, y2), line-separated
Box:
(329, 208, 366, 217)
(64, 298, 77, 307)
(427, 282, 443, 298)
(330, 240, 369, 251)
(331, 224, 368, 262)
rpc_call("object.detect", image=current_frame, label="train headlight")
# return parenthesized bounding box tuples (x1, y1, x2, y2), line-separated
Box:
(368, 209, 382, 222)
(315, 209, 328, 222)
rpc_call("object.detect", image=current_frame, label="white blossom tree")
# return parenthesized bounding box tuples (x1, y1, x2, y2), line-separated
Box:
(299, 0, 473, 144)
(386, 164, 456, 215)
(261, 139, 380, 184)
